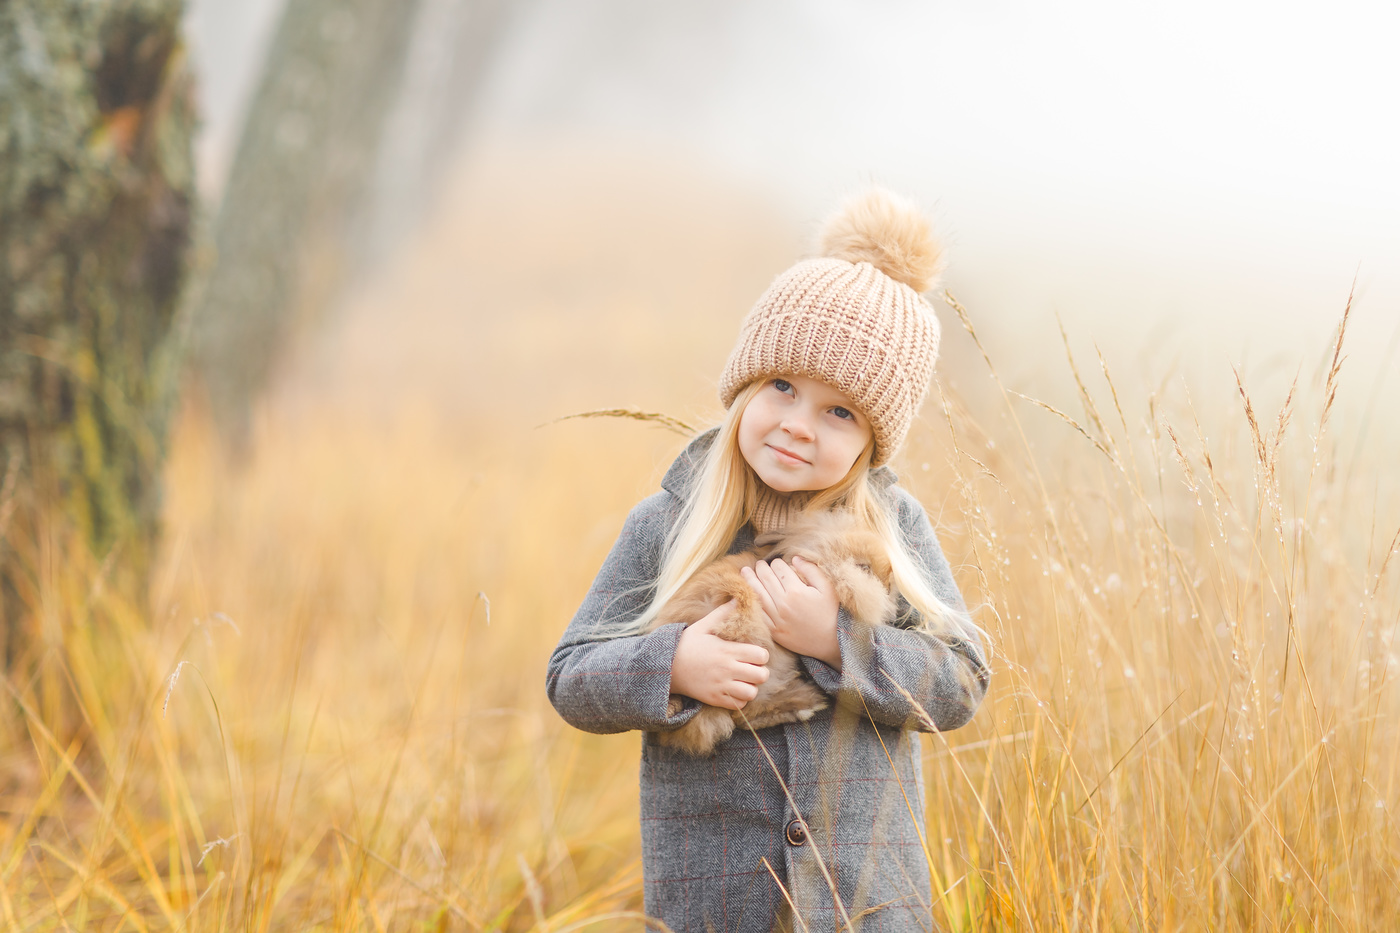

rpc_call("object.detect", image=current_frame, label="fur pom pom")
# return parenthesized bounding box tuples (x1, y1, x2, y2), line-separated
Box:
(818, 187, 944, 293)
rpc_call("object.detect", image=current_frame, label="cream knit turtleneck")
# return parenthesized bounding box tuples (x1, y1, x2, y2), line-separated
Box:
(749, 483, 813, 536)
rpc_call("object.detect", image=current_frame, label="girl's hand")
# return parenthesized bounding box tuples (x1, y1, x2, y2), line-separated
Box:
(670, 601, 771, 710)
(742, 556, 842, 669)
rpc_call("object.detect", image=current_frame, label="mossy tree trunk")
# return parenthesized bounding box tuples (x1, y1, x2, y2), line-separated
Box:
(0, 0, 195, 669)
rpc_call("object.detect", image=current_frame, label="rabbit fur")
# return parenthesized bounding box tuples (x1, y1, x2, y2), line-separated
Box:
(648, 510, 898, 756)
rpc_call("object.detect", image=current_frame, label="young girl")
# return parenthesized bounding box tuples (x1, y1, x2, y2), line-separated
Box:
(547, 188, 990, 932)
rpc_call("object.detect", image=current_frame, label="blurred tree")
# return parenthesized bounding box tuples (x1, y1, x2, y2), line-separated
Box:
(190, 0, 509, 451)
(0, 1, 196, 668)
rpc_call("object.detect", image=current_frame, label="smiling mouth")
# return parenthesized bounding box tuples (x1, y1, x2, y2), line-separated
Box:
(768, 445, 809, 465)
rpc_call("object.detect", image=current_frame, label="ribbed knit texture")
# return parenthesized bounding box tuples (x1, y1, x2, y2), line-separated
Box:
(749, 484, 810, 536)
(719, 257, 941, 467)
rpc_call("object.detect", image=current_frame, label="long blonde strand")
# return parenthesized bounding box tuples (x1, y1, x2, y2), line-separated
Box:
(626, 397, 982, 652)
(812, 444, 983, 645)
(630, 382, 766, 632)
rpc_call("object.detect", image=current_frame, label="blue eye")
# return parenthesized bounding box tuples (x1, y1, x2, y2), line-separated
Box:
(772, 379, 792, 393)
(832, 406, 853, 421)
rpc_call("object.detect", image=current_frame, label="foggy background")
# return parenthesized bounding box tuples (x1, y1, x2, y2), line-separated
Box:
(186, 0, 1400, 428)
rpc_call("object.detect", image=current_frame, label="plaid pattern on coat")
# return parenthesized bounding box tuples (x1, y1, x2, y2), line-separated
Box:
(547, 431, 990, 932)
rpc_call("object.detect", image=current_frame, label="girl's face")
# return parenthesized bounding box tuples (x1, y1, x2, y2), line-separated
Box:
(737, 374, 874, 493)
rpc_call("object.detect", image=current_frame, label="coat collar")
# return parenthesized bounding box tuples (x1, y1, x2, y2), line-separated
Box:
(660, 427, 898, 502)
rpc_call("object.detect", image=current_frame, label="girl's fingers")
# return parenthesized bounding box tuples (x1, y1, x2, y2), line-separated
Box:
(788, 555, 828, 590)
(731, 681, 758, 702)
(731, 659, 769, 684)
(732, 642, 769, 666)
(741, 566, 778, 614)
(769, 558, 803, 588)
(785, 556, 831, 594)
(772, 558, 821, 594)
(754, 559, 788, 594)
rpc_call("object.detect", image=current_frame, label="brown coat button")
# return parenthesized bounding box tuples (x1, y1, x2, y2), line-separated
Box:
(785, 819, 807, 846)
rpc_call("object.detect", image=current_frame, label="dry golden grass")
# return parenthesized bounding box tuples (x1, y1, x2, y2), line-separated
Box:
(3, 292, 1396, 930)
(2, 152, 1397, 929)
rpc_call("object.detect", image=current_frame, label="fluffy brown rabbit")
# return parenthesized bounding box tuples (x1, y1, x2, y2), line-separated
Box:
(647, 510, 898, 756)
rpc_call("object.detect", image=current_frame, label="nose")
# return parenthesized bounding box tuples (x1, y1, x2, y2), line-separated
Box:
(780, 410, 815, 441)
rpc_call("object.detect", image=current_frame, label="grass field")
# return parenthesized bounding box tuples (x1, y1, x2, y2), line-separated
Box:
(2, 162, 1397, 930)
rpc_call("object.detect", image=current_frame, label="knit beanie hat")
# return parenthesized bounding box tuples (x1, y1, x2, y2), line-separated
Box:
(719, 187, 945, 467)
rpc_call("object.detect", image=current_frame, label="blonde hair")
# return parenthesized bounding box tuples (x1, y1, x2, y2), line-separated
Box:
(628, 381, 980, 645)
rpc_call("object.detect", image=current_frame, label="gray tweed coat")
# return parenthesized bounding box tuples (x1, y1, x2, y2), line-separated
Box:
(547, 431, 989, 932)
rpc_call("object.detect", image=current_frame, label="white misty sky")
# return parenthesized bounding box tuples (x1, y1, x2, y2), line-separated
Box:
(487, 2, 1398, 214)
(189, 0, 1400, 378)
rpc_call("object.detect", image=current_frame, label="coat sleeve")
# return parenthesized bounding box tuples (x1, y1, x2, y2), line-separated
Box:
(799, 486, 990, 731)
(546, 492, 705, 735)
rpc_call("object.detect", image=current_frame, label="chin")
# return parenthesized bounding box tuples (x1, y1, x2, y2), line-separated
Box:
(762, 474, 813, 494)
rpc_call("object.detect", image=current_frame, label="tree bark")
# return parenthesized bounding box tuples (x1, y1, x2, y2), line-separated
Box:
(188, 0, 429, 452)
(0, 0, 195, 668)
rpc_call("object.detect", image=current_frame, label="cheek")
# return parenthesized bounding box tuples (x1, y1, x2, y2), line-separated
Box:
(737, 398, 777, 444)
(736, 405, 767, 464)
(835, 426, 872, 466)
(736, 408, 758, 449)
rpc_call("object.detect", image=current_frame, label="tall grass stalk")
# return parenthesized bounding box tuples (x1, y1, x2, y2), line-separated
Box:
(1, 298, 1396, 930)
